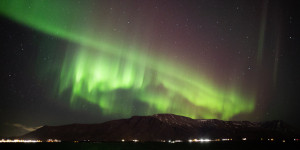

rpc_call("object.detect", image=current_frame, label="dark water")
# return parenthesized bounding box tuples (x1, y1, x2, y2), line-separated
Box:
(1, 142, 299, 150)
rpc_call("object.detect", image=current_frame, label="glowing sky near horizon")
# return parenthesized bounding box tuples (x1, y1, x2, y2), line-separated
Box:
(0, 0, 256, 120)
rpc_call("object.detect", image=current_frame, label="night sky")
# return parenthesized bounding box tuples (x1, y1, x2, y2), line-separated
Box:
(0, 0, 299, 137)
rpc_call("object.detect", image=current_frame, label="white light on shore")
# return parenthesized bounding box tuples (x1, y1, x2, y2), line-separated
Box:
(199, 139, 211, 142)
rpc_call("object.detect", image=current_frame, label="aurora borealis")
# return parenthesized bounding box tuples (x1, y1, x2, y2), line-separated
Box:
(0, 0, 255, 120)
(60, 47, 254, 119)
(1, 0, 299, 136)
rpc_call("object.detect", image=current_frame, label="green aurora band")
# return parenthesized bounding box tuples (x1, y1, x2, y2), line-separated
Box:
(0, 0, 255, 119)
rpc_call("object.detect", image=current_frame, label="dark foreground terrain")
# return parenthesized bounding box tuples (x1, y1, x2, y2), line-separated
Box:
(1, 142, 300, 150)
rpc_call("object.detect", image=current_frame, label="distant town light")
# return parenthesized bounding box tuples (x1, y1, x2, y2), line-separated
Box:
(0, 139, 42, 143)
(46, 139, 61, 142)
(121, 139, 125, 142)
(242, 138, 247, 141)
(187, 138, 212, 143)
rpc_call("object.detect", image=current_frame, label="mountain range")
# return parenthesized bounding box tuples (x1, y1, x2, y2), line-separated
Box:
(20, 114, 298, 142)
